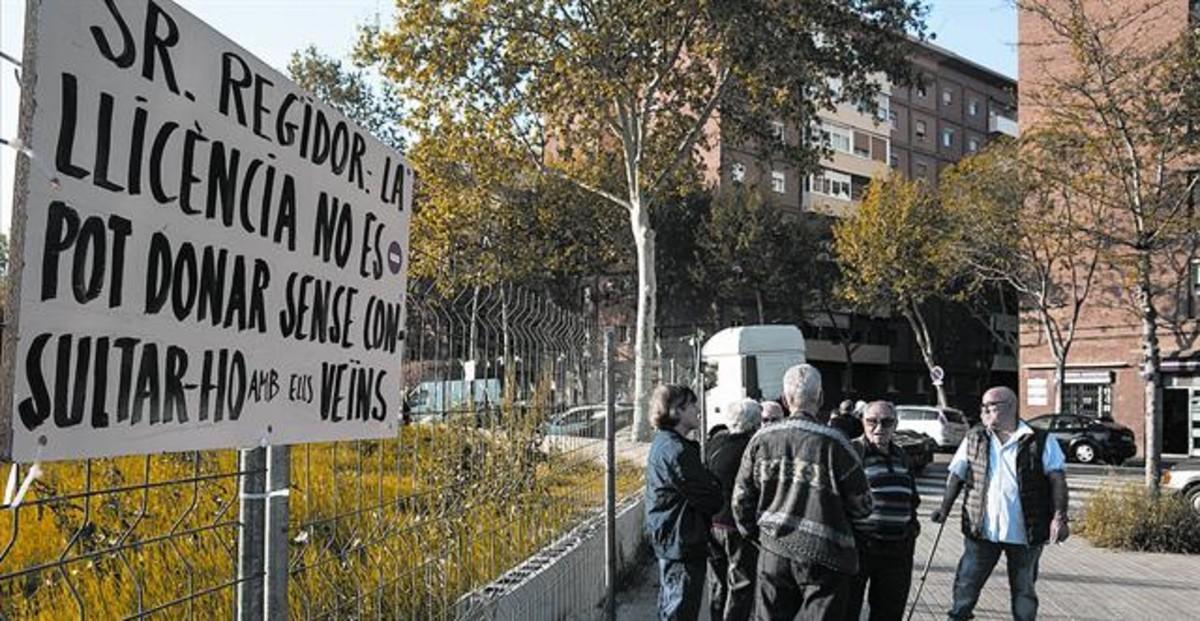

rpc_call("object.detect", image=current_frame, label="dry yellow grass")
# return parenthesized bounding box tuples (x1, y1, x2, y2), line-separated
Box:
(0, 414, 642, 619)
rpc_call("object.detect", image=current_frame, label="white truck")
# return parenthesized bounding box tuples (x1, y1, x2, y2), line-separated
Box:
(701, 325, 807, 433)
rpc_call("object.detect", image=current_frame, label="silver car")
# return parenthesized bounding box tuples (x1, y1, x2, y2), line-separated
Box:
(1162, 458, 1200, 516)
(894, 405, 970, 450)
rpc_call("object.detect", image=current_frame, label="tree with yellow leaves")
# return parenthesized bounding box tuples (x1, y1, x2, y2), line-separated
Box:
(834, 173, 959, 408)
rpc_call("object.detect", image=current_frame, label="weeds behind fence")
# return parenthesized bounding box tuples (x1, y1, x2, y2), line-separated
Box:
(1, 284, 645, 619)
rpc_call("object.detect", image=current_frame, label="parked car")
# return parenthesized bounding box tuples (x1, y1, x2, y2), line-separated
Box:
(1025, 413, 1137, 465)
(894, 406, 969, 450)
(893, 429, 936, 475)
(1161, 458, 1200, 516)
(542, 404, 633, 437)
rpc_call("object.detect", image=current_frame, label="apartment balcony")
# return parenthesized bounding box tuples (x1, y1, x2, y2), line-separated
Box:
(805, 340, 891, 365)
(988, 112, 1018, 138)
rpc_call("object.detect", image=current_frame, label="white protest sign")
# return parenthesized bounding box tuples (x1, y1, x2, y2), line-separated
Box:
(1, 0, 412, 462)
(929, 365, 944, 387)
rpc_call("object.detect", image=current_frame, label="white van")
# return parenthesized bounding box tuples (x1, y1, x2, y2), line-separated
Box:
(702, 325, 806, 433)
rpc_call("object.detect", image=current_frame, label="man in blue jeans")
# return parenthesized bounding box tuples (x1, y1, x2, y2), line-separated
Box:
(931, 386, 1070, 621)
(645, 384, 724, 620)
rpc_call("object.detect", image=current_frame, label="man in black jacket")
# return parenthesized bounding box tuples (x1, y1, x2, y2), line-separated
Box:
(706, 398, 762, 620)
(645, 384, 724, 620)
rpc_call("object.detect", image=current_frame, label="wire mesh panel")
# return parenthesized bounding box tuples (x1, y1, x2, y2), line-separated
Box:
(285, 284, 641, 619)
(0, 451, 252, 619)
(1, 283, 643, 620)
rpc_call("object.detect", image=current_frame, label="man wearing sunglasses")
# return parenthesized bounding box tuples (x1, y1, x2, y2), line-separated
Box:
(846, 401, 920, 621)
(931, 386, 1069, 621)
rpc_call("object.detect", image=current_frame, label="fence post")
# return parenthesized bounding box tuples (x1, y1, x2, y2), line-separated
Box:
(237, 447, 267, 621)
(603, 328, 618, 621)
(265, 444, 291, 619)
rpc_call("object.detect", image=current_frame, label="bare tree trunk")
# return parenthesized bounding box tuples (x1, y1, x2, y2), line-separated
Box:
(903, 303, 948, 408)
(1137, 258, 1163, 492)
(1053, 355, 1066, 414)
(631, 205, 657, 442)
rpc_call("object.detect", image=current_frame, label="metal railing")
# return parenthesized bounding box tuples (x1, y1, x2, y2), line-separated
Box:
(0, 283, 644, 620)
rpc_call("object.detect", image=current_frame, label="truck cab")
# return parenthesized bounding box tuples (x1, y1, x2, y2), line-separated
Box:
(701, 325, 806, 433)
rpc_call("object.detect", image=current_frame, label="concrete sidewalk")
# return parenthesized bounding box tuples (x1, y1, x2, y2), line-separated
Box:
(613, 466, 1200, 620)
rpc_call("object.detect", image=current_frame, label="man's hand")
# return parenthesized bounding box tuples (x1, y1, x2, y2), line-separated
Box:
(930, 509, 945, 524)
(1049, 512, 1070, 544)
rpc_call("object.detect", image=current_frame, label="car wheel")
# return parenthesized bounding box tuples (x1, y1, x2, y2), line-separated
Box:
(1073, 442, 1098, 464)
(1186, 486, 1200, 517)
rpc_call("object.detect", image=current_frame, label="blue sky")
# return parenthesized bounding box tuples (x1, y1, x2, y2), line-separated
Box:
(0, 0, 1017, 233)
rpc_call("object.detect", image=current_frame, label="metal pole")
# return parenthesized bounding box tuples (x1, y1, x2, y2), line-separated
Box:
(237, 447, 267, 621)
(696, 328, 707, 462)
(603, 328, 617, 621)
(265, 444, 291, 619)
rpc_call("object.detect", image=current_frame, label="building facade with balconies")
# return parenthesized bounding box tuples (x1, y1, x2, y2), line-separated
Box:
(700, 39, 1020, 411)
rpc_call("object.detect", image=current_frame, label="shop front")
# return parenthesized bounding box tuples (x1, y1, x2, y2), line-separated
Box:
(1162, 360, 1200, 457)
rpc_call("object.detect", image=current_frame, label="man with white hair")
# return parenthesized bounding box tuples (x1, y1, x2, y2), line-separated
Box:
(732, 365, 873, 620)
(705, 398, 763, 620)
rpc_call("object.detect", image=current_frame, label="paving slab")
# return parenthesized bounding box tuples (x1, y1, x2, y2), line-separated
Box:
(612, 465, 1200, 620)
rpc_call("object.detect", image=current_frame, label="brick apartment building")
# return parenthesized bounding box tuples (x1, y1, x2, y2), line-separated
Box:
(1018, 0, 1200, 458)
(602, 39, 1022, 412)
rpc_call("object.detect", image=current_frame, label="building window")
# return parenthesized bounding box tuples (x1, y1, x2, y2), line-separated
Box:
(731, 162, 746, 183)
(1062, 383, 1113, 418)
(809, 169, 852, 200)
(853, 132, 871, 158)
(915, 120, 927, 141)
(888, 109, 898, 127)
(617, 325, 631, 343)
(915, 162, 928, 178)
(967, 137, 980, 153)
(942, 128, 955, 147)
(968, 98, 979, 116)
(916, 82, 927, 98)
(942, 89, 953, 106)
(859, 94, 891, 123)
(820, 123, 853, 153)
(771, 120, 785, 143)
(771, 170, 786, 194)
(827, 76, 843, 98)
(889, 153, 899, 168)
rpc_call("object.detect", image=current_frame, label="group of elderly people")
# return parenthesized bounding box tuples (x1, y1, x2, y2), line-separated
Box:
(644, 364, 1070, 621)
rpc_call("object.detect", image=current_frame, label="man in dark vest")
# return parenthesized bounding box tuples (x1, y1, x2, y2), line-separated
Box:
(930, 386, 1069, 621)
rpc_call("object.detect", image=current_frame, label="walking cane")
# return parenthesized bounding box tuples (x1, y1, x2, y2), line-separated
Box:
(905, 517, 947, 621)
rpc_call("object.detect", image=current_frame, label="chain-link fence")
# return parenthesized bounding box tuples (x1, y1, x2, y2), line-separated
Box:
(1, 283, 645, 620)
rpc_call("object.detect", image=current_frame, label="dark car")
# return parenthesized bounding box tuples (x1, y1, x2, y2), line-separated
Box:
(1026, 413, 1137, 465)
(893, 429, 936, 475)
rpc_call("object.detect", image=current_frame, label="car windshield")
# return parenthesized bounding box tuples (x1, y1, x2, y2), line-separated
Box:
(1027, 416, 1052, 431)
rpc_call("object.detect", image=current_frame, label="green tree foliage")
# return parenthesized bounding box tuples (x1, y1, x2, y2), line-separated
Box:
(362, 0, 927, 439)
(287, 46, 406, 151)
(834, 173, 958, 407)
(693, 189, 814, 325)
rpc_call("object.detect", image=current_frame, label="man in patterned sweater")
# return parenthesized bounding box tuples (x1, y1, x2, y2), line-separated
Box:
(847, 401, 920, 621)
(732, 364, 874, 620)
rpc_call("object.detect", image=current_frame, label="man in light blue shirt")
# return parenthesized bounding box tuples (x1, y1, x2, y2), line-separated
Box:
(931, 386, 1069, 621)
